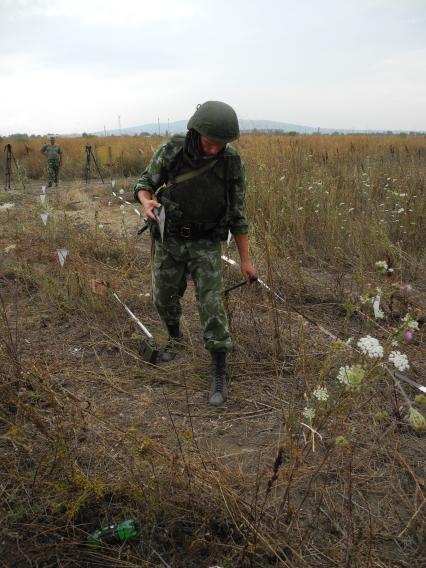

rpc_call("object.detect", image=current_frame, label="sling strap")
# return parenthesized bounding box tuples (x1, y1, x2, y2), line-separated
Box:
(157, 158, 218, 195)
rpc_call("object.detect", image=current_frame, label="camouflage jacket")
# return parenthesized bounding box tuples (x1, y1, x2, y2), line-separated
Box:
(134, 138, 249, 235)
(41, 144, 62, 161)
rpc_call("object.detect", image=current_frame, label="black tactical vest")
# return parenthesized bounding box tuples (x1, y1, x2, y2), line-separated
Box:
(156, 137, 241, 240)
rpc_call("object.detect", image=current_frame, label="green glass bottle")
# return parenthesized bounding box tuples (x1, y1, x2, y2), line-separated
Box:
(87, 519, 140, 545)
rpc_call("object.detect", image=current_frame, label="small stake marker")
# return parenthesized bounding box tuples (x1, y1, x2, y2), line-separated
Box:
(57, 249, 69, 267)
(40, 194, 46, 205)
(112, 180, 116, 188)
(41, 185, 46, 193)
(41, 213, 49, 225)
(372, 295, 382, 319)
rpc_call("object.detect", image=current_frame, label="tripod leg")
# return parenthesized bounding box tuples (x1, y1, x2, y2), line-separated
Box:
(85, 148, 91, 183)
(91, 149, 104, 183)
(5, 150, 12, 190)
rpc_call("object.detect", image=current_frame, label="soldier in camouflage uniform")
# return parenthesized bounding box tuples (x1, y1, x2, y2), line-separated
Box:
(41, 135, 62, 187)
(134, 101, 256, 406)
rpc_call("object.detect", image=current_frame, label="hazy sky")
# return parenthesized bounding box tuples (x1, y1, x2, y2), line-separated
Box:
(1, 0, 425, 135)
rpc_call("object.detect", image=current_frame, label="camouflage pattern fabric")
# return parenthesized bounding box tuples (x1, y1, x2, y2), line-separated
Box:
(134, 140, 249, 236)
(41, 144, 62, 161)
(47, 160, 60, 184)
(152, 238, 232, 352)
(135, 136, 249, 353)
(41, 144, 62, 185)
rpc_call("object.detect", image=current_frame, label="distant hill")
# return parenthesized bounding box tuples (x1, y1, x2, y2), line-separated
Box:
(94, 119, 344, 136)
(92, 119, 422, 137)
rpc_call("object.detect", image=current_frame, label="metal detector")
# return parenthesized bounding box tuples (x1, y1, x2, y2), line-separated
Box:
(112, 292, 159, 363)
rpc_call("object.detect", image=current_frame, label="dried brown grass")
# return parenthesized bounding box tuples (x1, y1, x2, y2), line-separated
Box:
(0, 137, 425, 567)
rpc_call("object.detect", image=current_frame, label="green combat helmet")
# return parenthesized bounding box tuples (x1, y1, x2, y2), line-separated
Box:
(187, 101, 240, 143)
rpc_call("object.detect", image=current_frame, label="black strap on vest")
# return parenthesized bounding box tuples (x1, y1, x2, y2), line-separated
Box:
(156, 158, 218, 196)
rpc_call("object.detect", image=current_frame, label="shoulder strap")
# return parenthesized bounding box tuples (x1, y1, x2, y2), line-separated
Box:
(158, 159, 218, 194)
(173, 159, 218, 185)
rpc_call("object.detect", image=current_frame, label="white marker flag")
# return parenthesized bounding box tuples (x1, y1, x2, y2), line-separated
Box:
(372, 295, 383, 319)
(112, 180, 116, 188)
(40, 194, 46, 205)
(41, 185, 46, 193)
(57, 249, 69, 267)
(41, 213, 49, 225)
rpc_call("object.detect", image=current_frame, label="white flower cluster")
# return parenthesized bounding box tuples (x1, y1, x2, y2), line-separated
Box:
(401, 313, 419, 331)
(337, 366, 350, 384)
(302, 407, 316, 421)
(375, 260, 388, 273)
(337, 364, 365, 391)
(388, 350, 410, 372)
(313, 386, 329, 401)
(357, 335, 384, 358)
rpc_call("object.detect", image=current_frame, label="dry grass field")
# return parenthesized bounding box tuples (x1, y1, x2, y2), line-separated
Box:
(0, 135, 425, 567)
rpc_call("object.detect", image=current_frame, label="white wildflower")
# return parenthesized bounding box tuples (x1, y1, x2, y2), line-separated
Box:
(98, 224, 104, 229)
(391, 340, 399, 347)
(401, 313, 419, 331)
(388, 351, 410, 372)
(119, 204, 125, 210)
(357, 335, 383, 358)
(119, 188, 125, 195)
(337, 365, 365, 391)
(408, 408, 426, 432)
(397, 208, 404, 214)
(0, 203, 15, 211)
(313, 386, 329, 401)
(375, 260, 388, 273)
(302, 407, 315, 421)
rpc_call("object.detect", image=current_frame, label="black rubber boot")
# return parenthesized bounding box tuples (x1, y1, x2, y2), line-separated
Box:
(167, 323, 182, 339)
(159, 323, 184, 363)
(209, 351, 228, 407)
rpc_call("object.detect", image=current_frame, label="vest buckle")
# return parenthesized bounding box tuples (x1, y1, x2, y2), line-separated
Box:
(180, 226, 191, 238)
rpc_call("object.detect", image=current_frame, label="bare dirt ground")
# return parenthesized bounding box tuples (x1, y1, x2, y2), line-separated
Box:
(1, 178, 425, 567)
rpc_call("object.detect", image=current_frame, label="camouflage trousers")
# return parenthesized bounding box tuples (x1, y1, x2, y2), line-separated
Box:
(47, 159, 60, 185)
(152, 238, 232, 352)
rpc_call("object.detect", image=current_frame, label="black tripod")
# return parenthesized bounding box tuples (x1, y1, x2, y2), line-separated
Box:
(84, 144, 104, 183)
(4, 144, 18, 190)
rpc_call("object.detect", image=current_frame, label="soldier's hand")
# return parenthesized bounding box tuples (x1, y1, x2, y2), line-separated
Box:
(138, 190, 160, 220)
(144, 201, 161, 221)
(241, 260, 257, 281)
